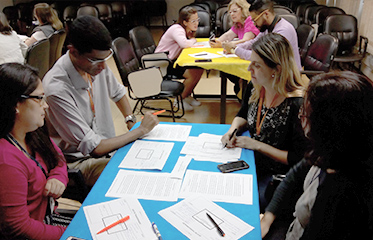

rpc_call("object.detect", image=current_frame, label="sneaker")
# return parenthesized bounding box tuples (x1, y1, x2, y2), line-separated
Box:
(174, 98, 194, 111)
(184, 96, 201, 106)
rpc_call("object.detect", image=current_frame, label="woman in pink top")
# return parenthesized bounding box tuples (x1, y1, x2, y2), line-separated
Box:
(155, 6, 204, 111)
(0, 63, 69, 240)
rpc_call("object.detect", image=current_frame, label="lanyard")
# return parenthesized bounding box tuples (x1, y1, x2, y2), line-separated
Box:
(6, 133, 48, 178)
(256, 89, 279, 135)
(85, 73, 95, 118)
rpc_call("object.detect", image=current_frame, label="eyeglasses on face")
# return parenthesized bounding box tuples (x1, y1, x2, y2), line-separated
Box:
(83, 48, 114, 65)
(252, 9, 268, 23)
(189, 18, 200, 24)
(20, 94, 47, 105)
(229, 8, 241, 15)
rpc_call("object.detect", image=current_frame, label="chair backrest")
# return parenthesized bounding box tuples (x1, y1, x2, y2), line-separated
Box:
(215, 5, 228, 35)
(297, 24, 315, 65)
(324, 14, 358, 55)
(112, 37, 140, 87)
(274, 5, 294, 15)
(77, 5, 99, 18)
(25, 39, 50, 79)
(94, 3, 112, 23)
(279, 14, 299, 29)
(221, 11, 233, 35)
(303, 34, 338, 72)
(196, 10, 211, 37)
(3, 6, 20, 33)
(316, 7, 345, 34)
(111, 2, 126, 19)
(48, 29, 67, 68)
(63, 5, 78, 23)
(129, 26, 156, 61)
(304, 5, 327, 25)
(296, 2, 317, 24)
(128, 67, 162, 98)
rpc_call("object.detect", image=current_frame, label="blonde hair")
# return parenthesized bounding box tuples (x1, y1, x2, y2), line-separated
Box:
(249, 33, 308, 103)
(34, 3, 63, 30)
(228, 0, 251, 27)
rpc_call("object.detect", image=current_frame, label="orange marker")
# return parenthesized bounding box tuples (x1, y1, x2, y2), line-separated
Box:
(141, 110, 166, 119)
(97, 215, 130, 235)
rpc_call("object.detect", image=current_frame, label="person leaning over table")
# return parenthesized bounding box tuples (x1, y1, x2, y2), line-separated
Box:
(261, 71, 373, 240)
(232, 0, 302, 70)
(209, 0, 260, 99)
(0, 63, 69, 240)
(24, 3, 63, 47)
(43, 16, 159, 187)
(221, 33, 309, 212)
(155, 6, 204, 111)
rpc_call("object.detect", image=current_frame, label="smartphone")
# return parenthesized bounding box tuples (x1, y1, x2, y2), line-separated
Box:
(66, 237, 86, 240)
(209, 33, 216, 42)
(195, 59, 212, 62)
(218, 160, 249, 173)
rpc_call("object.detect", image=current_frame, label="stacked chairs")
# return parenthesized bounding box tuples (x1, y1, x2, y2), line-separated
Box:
(297, 24, 315, 66)
(315, 6, 345, 34)
(295, 1, 317, 24)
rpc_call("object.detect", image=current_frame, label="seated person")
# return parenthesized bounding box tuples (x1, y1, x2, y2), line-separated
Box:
(0, 63, 69, 240)
(0, 13, 27, 64)
(43, 16, 158, 187)
(210, 0, 260, 98)
(221, 33, 308, 212)
(24, 3, 63, 47)
(155, 6, 204, 111)
(261, 71, 373, 240)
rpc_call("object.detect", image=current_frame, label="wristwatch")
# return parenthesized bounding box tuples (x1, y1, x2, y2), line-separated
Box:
(125, 114, 136, 123)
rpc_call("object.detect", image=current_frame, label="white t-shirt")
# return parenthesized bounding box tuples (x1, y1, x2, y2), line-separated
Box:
(0, 31, 27, 64)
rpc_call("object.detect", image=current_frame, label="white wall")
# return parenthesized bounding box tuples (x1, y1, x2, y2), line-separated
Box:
(1, 0, 14, 12)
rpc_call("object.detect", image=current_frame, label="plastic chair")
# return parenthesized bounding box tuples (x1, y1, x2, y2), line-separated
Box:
(112, 37, 185, 121)
(297, 24, 315, 66)
(324, 14, 368, 71)
(25, 39, 50, 79)
(301, 34, 339, 77)
(48, 29, 66, 68)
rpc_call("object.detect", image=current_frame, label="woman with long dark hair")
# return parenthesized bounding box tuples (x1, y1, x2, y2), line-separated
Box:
(0, 63, 68, 239)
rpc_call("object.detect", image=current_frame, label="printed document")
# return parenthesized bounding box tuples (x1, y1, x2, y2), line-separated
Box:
(170, 156, 192, 179)
(159, 195, 254, 240)
(119, 140, 173, 170)
(105, 170, 182, 201)
(83, 198, 156, 240)
(189, 51, 223, 59)
(179, 170, 253, 205)
(141, 124, 192, 141)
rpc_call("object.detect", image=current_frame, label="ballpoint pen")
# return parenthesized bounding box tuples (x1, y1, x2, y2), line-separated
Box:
(152, 222, 163, 240)
(224, 128, 237, 148)
(206, 213, 225, 237)
(141, 109, 166, 119)
(97, 215, 130, 235)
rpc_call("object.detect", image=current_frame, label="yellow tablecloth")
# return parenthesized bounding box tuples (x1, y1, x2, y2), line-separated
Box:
(174, 38, 252, 81)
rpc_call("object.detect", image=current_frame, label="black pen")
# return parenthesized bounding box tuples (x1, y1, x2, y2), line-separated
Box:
(206, 213, 225, 237)
(224, 128, 238, 148)
(195, 53, 208, 56)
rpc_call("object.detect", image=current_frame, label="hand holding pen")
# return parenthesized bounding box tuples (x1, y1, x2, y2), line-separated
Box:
(223, 128, 238, 148)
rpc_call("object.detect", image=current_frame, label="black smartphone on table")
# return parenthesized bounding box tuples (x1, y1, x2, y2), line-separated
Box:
(209, 33, 216, 42)
(217, 160, 249, 173)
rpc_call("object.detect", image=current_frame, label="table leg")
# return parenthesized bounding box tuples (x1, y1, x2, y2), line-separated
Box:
(220, 71, 227, 124)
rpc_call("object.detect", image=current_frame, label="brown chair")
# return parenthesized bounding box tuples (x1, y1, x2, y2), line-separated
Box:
(48, 29, 66, 68)
(297, 24, 315, 66)
(324, 14, 368, 71)
(301, 34, 339, 77)
(25, 39, 50, 79)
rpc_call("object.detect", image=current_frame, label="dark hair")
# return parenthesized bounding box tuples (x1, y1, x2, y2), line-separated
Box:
(249, 0, 274, 14)
(177, 6, 197, 38)
(0, 63, 61, 171)
(68, 15, 112, 54)
(304, 71, 373, 171)
(0, 12, 12, 35)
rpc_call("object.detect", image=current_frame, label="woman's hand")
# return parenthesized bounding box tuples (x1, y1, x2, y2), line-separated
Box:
(222, 41, 236, 53)
(261, 212, 276, 238)
(234, 136, 261, 150)
(44, 178, 66, 199)
(209, 38, 223, 48)
(221, 130, 237, 148)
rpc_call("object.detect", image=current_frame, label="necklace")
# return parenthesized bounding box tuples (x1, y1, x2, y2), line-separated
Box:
(256, 89, 279, 135)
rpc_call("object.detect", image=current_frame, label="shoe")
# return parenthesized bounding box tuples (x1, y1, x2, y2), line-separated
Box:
(184, 96, 201, 106)
(174, 98, 194, 111)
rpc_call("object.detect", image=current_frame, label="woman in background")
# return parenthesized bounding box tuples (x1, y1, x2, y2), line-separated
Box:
(261, 71, 373, 239)
(155, 6, 204, 111)
(0, 12, 27, 64)
(0, 63, 68, 239)
(221, 33, 308, 212)
(24, 3, 63, 47)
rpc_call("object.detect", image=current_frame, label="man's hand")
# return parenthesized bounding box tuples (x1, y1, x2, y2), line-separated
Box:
(44, 178, 66, 199)
(138, 112, 159, 135)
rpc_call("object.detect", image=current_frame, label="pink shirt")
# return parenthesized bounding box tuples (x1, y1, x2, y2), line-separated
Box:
(155, 24, 197, 60)
(0, 138, 68, 240)
(231, 16, 260, 39)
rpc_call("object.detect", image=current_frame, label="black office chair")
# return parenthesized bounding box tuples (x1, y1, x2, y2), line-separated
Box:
(274, 4, 294, 15)
(25, 39, 50, 79)
(301, 34, 339, 77)
(215, 5, 228, 36)
(112, 37, 185, 121)
(278, 13, 299, 29)
(77, 5, 99, 18)
(295, 2, 317, 24)
(324, 14, 368, 71)
(110, 1, 130, 38)
(315, 6, 345, 34)
(297, 24, 315, 66)
(196, 10, 212, 38)
(304, 5, 327, 26)
(221, 11, 233, 34)
(48, 29, 66, 69)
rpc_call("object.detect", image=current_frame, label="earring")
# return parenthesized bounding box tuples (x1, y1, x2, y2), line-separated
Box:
(16, 109, 19, 114)
(272, 74, 275, 78)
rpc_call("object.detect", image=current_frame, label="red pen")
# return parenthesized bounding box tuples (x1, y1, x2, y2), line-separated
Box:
(141, 110, 166, 119)
(97, 215, 130, 235)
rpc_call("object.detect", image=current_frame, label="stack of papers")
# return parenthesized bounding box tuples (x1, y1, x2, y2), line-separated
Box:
(189, 51, 223, 59)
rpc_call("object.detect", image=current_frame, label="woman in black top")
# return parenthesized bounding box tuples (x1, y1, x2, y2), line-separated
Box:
(221, 33, 308, 211)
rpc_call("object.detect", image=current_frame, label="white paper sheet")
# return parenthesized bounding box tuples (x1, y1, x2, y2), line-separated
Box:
(217, 51, 238, 58)
(159, 195, 254, 240)
(179, 170, 253, 205)
(105, 170, 182, 201)
(192, 41, 211, 48)
(119, 140, 174, 170)
(181, 135, 242, 159)
(189, 51, 223, 59)
(170, 156, 192, 179)
(83, 198, 156, 240)
(141, 124, 192, 142)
